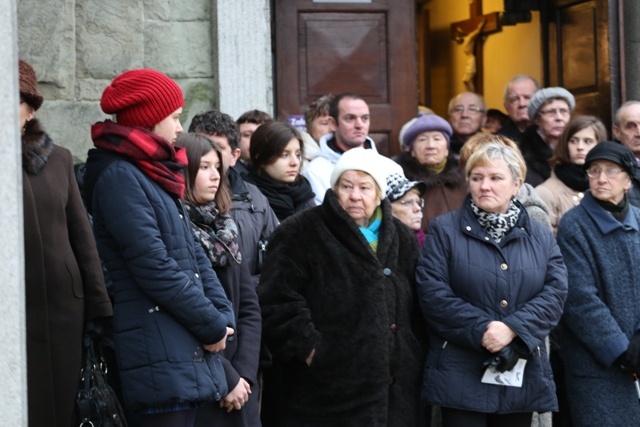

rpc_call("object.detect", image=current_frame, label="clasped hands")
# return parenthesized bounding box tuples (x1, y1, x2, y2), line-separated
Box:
(481, 321, 525, 373)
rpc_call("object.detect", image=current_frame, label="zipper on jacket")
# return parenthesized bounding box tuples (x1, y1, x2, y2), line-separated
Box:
(148, 305, 160, 314)
(442, 341, 448, 349)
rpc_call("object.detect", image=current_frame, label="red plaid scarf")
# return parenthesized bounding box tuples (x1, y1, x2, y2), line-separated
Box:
(91, 120, 187, 198)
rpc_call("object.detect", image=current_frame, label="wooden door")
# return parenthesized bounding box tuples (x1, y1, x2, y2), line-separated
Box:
(274, 0, 418, 157)
(543, 0, 618, 129)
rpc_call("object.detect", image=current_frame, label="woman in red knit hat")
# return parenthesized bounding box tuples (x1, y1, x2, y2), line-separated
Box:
(83, 68, 236, 427)
(20, 59, 114, 427)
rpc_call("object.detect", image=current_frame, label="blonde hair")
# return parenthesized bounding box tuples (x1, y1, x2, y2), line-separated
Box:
(465, 142, 527, 186)
(459, 133, 520, 169)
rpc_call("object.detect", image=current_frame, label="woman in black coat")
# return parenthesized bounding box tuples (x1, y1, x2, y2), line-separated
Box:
(177, 133, 263, 427)
(258, 147, 425, 426)
(244, 121, 315, 221)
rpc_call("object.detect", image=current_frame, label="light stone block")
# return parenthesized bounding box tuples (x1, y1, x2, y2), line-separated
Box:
(76, 1, 145, 79)
(17, 0, 75, 99)
(36, 101, 109, 162)
(144, 20, 212, 77)
(144, 0, 210, 21)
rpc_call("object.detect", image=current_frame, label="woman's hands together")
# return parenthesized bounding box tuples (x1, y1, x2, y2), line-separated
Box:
(482, 321, 516, 353)
(220, 377, 251, 412)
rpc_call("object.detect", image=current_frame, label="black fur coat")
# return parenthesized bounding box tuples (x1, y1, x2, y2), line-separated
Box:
(258, 190, 426, 427)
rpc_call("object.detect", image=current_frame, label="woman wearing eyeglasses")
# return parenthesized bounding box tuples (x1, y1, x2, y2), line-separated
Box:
(383, 164, 428, 247)
(556, 141, 640, 425)
(520, 87, 575, 187)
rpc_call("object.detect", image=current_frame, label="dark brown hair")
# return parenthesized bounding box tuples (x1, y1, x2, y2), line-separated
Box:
(250, 121, 304, 173)
(304, 93, 335, 128)
(175, 133, 232, 213)
(236, 109, 272, 126)
(551, 115, 608, 165)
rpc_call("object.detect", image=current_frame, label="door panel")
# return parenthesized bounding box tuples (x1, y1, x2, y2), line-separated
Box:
(275, 0, 417, 157)
(545, 0, 612, 128)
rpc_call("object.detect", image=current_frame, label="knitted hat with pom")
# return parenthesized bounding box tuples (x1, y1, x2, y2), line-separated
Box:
(100, 68, 184, 128)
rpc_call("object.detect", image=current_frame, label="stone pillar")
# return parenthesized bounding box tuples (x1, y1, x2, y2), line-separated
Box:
(623, 0, 640, 101)
(213, 0, 274, 119)
(0, 1, 28, 425)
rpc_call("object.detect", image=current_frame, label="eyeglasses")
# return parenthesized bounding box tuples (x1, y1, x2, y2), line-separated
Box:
(539, 108, 571, 117)
(450, 105, 485, 115)
(586, 166, 624, 179)
(397, 198, 424, 208)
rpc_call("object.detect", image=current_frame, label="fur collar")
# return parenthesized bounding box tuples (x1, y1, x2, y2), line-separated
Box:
(396, 152, 466, 189)
(22, 119, 53, 175)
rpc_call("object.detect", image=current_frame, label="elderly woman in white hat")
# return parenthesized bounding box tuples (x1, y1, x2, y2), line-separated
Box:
(258, 147, 426, 426)
(520, 87, 576, 186)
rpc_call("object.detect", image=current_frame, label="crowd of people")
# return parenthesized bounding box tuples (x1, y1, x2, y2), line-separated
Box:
(20, 56, 640, 427)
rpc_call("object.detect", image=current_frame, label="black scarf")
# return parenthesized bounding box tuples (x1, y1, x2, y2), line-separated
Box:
(594, 194, 630, 222)
(245, 172, 315, 221)
(554, 163, 589, 192)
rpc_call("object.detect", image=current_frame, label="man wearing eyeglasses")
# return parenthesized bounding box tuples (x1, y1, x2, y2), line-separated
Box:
(447, 91, 487, 157)
(497, 75, 541, 143)
(612, 100, 640, 207)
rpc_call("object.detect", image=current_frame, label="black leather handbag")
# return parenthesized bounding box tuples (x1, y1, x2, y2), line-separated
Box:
(75, 324, 127, 427)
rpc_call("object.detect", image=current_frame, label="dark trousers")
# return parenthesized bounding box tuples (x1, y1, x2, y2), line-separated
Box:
(441, 407, 532, 427)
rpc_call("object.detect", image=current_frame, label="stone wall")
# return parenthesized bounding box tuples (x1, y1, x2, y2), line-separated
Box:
(17, 0, 273, 162)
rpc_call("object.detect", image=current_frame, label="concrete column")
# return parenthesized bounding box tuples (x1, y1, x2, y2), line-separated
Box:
(623, 0, 640, 101)
(0, 0, 28, 425)
(213, 0, 274, 119)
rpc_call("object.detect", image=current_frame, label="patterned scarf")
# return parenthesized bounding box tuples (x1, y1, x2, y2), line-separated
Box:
(185, 201, 242, 267)
(471, 199, 521, 243)
(359, 207, 382, 252)
(91, 120, 187, 198)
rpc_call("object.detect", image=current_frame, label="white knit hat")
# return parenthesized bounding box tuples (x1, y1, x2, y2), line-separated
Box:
(330, 147, 388, 198)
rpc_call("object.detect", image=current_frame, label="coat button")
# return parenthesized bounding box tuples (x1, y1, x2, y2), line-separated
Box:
(500, 263, 508, 270)
(500, 300, 508, 308)
(390, 324, 398, 333)
(484, 236, 490, 240)
(195, 273, 200, 278)
(466, 226, 472, 231)
(383, 268, 392, 276)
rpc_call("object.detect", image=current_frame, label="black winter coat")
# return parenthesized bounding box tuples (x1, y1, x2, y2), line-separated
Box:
(258, 191, 426, 427)
(520, 126, 553, 187)
(416, 197, 567, 413)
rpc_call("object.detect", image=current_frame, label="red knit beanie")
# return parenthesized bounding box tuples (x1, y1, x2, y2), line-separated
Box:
(100, 69, 184, 128)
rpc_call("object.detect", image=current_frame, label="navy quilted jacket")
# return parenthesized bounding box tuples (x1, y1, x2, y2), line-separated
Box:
(85, 151, 235, 410)
(416, 197, 567, 413)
